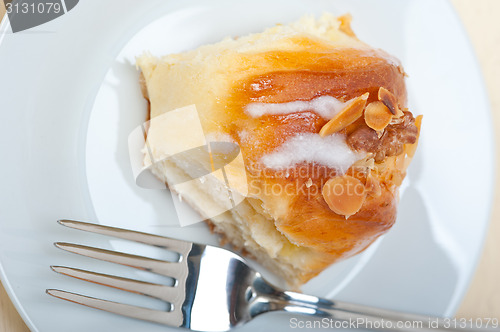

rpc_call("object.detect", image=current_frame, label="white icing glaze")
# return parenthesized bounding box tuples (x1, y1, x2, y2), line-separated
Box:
(245, 95, 347, 120)
(261, 133, 365, 171)
(237, 129, 250, 143)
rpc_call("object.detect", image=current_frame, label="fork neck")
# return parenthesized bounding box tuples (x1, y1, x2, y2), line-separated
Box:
(248, 276, 334, 318)
(248, 277, 470, 332)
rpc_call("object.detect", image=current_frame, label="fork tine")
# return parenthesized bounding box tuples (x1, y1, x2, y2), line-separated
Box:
(51, 266, 177, 302)
(58, 219, 192, 255)
(54, 242, 186, 279)
(46, 289, 182, 327)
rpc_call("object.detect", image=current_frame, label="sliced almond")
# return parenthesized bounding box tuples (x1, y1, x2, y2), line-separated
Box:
(364, 101, 393, 131)
(378, 87, 403, 117)
(319, 93, 369, 137)
(352, 155, 375, 171)
(394, 107, 404, 118)
(322, 175, 366, 218)
(365, 172, 382, 198)
(405, 115, 423, 158)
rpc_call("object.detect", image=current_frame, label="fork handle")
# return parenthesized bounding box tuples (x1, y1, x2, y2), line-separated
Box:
(260, 289, 475, 331)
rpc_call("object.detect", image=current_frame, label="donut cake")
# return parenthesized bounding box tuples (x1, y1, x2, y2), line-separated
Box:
(136, 14, 422, 288)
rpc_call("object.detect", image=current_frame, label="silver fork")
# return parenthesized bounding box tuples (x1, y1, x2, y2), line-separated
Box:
(47, 220, 471, 332)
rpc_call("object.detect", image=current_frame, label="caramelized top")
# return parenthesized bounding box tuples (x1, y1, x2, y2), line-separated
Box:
(222, 47, 407, 169)
(216, 46, 410, 258)
(231, 49, 406, 105)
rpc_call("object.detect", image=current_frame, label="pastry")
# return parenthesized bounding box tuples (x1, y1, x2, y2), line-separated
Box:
(136, 13, 422, 288)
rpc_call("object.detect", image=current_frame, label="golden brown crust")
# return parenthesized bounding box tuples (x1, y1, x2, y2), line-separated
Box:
(231, 49, 407, 105)
(137, 15, 421, 285)
(215, 45, 416, 272)
(220, 45, 408, 166)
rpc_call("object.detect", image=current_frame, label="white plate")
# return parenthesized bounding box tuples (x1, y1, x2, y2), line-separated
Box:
(0, 0, 494, 331)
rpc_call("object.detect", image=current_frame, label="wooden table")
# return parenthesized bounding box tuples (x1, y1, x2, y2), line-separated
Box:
(1, 1, 499, 331)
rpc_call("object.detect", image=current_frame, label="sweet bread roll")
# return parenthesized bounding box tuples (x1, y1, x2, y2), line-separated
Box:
(136, 13, 422, 288)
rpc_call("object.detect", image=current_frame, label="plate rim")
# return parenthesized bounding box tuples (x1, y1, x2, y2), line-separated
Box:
(0, 0, 496, 330)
